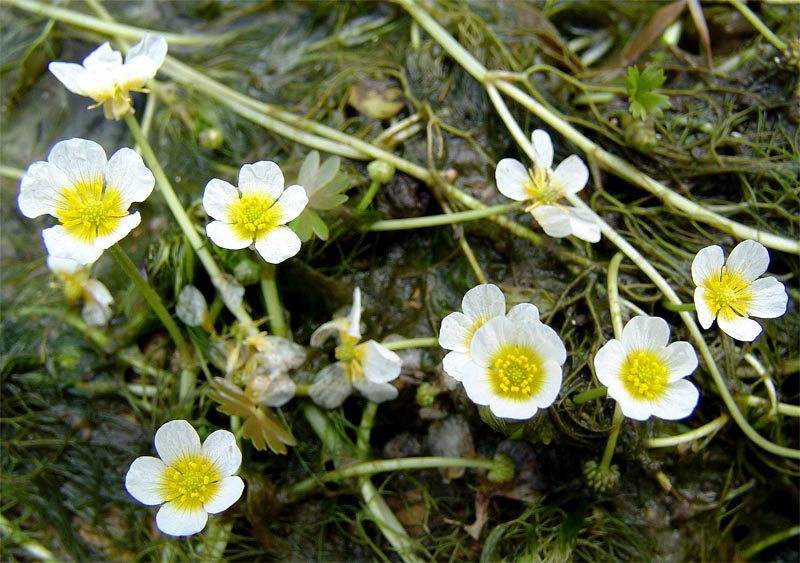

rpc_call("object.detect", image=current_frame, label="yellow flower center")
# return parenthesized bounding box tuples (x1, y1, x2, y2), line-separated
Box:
(55, 176, 127, 242)
(337, 342, 366, 383)
(620, 350, 669, 400)
(227, 192, 281, 241)
(488, 344, 543, 400)
(523, 166, 559, 209)
(702, 267, 753, 322)
(160, 454, 222, 511)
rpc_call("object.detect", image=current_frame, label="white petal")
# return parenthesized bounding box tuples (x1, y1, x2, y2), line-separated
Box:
(531, 129, 554, 170)
(154, 420, 201, 466)
(82, 299, 113, 326)
(42, 226, 104, 264)
(461, 283, 506, 320)
(567, 208, 601, 243)
(353, 378, 399, 403)
(238, 161, 284, 200)
(84, 278, 113, 308)
(621, 315, 669, 352)
(273, 184, 309, 223)
(92, 212, 142, 251)
(438, 312, 474, 353)
(442, 351, 470, 381)
(528, 322, 567, 366)
(551, 154, 588, 195)
(204, 476, 244, 514)
(718, 314, 762, 342)
(347, 287, 362, 340)
(202, 179, 239, 221)
(253, 226, 301, 263)
(691, 245, 724, 286)
(506, 303, 540, 324)
(662, 341, 698, 381)
(693, 287, 716, 329)
(18, 161, 72, 218)
(124, 456, 168, 505)
(746, 277, 788, 319)
(725, 240, 769, 282)
(156, 501, 208, 537)
(82, 42, 122, 68)
(309, 363, 351, 409)
(48, 62, 85, 94)
(495, 158, 530, 202)
(126, 34, 168, 68)
(310, 318, 348, 347)
(105, 148, 155, 205)
(459, 362, 493, 405)
(206, 221, 252, 250)
(593, 339, 626, 388)
(201, 429, 242, 477)
(532, 205, 572, 238)
(650, 379, 699, 420)
(47, 138, 108, 189)
(46, 255, 81, 274)
(614, 394, 654, 421)
(488, 396, 540, 420)
(360, 340, 402, 383)
(534, 360, 564, 408)
(469, 316, 509, 367)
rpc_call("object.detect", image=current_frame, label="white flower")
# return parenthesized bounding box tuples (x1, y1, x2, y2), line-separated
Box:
(49, 34, 167, 120)
(18, 138, 155, 264)
(309, 287, 402, 408)
(594, 316, 699, 421)
(439, 284, 506, 381)
(124, 420, 244, 537)
(203, 161, 308, 264)
(691, 240, 788, 342)
(47, 256, 113, 326)
(495, 129, 600, 242)
(459, 303, 566, 420)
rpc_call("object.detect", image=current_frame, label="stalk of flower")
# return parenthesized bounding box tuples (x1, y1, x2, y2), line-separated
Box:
(495, 129, 600, 243)
(594, 315, 700, 421)
(457, 303, 566, 420)
(438, 283, 506, 381)
(309, 287, 403, 408)
(691, 239, 788, 342)
(49, 33, 167, 120)
(17, 137, 155, 264)
(47, 256, 113, 326)
(203, 161, 309, 264)
(124, 420, 244, 537)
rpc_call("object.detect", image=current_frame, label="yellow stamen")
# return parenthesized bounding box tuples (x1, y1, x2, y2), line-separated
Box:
(488, 344, 543, 400)
(523, 166, 559, 211)
(54, 176, 127, 242)
(620, 350, 669, 400)
(160, 454, 222, 512)
(702, 267, 753, 321)
(227, 192, 281, 241)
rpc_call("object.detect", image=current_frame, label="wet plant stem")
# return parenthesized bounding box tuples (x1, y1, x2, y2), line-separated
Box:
(108, 244, 196, 398)
(368, 203, 520, 230)
(284, 456, 499, 501)
(357, 179, 381, 211)
(728, 0, 787, 52)
(646, 414, 730, 448)
(260, 264, 287, 338)
(357, 400, 378, 456)
(123, 114, 258, 337)
(0, 514, 57, 563)
(571, 386, 608, 404)
(382, 337, 439, 351)
(600, 405, 625, 471)
(741, 525, 800, 561)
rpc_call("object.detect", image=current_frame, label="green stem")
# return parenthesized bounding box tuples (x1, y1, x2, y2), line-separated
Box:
(743, 396, 800, 417)
(728, 0, 787, 52)
(108, 244, 196, 398)
(741, 525, 800, 561)
(0, 514, 57, 563)
(571, 386, 608, 404)
(600, 405, 625, 470)
(606, 252, 626, 338)
(645, 414, 729, 448)
(123, 113, 258, 336)
(357, 179, 381, 211)
(661, 301, 696, 312)
(382, 337, 439, 351)
(260, 264, 287, 338)
(368, 203, 520, 231)
(357, 400, 379, 456)
(284, 456, 497, 501)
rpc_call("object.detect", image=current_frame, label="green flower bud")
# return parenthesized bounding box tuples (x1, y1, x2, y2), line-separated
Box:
(487, 453, 515, 483)
(583, 459, 620, 493)
(415, 382, 441, 407)
(367, 160, 395, 184)
(234, 258, 261, 286)
(198, 127, 224, 151)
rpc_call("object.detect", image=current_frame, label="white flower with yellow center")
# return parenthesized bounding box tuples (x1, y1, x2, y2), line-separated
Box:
(309, 287, 403, 408)
(495, 129, 600, 243)
(18, 138, 155, 264)
(124, 420, 244, 537)
(47, 256, 113, 326)
(459, 304, 566, 420)
(594, 316, 699, 421)
(203, 161, 308, 264)
(49, 34, 167, 120)
(692, 240, 788, 342)
(439, 284, 506, 381)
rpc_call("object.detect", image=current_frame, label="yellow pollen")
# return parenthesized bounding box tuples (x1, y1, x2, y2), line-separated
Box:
(227, 192, 281, 241)
(488, 344, 543, 400)
(620, 350, 669, 400)
(523, 166, 559, 209)
(702, 267, 753, 322)
(160, 453, 222, 512)
(54, 176, 127, 242)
